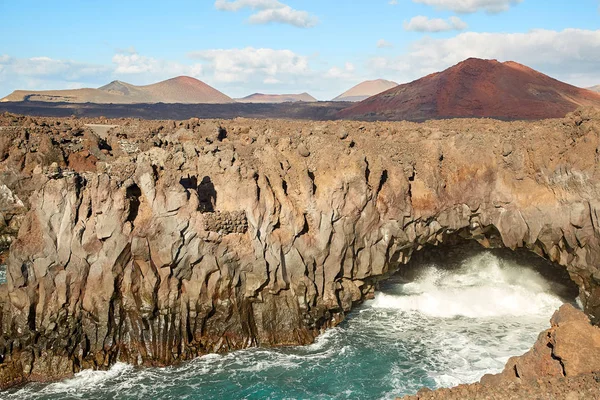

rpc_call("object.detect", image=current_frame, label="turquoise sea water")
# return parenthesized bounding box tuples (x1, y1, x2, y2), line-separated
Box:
(2, 252, 572, 399)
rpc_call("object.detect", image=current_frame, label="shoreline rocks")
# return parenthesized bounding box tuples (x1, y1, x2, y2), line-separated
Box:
(401, 304, 600, 399)
(1, 110, 600, 389)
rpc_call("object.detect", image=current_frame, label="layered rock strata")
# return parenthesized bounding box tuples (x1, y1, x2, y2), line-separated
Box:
(1, 109, 600, 387)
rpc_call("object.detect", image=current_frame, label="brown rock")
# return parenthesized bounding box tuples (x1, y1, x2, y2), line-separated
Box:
(486, 304, 600, 384)
(297, 143, 310, 157)
(0, 111, 600, 390)
(67, 150, 98, 172)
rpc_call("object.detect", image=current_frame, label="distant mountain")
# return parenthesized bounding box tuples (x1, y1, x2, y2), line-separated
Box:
(236, 93, 317, 103)
(338, 58, 600, 121)
(1, 76, 234, 104)
(589, 85, 600, 93)
(333, 79, 398, 102)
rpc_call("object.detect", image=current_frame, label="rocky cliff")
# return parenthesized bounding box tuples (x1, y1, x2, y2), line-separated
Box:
(1, 109, 600, 388)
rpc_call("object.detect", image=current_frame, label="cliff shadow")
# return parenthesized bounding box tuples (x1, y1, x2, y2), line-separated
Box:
(180, 175, 217, 212)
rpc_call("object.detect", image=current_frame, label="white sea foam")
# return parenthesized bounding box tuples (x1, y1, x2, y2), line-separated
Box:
(365, 251, 573, 396)
(6, 362, 133, 399)
(370, 252, 564, 318)
(55, 362, 133, 389)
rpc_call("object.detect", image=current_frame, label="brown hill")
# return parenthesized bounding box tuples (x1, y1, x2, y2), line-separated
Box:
(236, 92, 317, 103)
(1, 76, 234, 104)
(338, 58, 600, 121)
(590, 85, 600, 93)
(333, 79, 398, 102)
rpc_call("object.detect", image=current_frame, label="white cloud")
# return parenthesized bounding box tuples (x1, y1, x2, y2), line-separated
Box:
(0, 55, 112, 96)
(112, 50, 203, 77)
(326, 62, 356, 80)
(0, 51, 207, 97)
(1, 55, 109, 80)
(263, 77, 281, 84)
(389, 0, 398, 4)
(188, 47, 310, 84)
(377, 39, 394, 48)
(413, 0, 522, 13)
(0, 48, 361, 101)
(247, 6, 318, 27)
(404, 16, 467, 32)
(368, 29, 600, 88)
(188, 48, 362, 98)
(214, 0, 318, 27)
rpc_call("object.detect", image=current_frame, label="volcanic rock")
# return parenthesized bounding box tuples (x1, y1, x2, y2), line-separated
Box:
(482, 304, 600, 384)
(338, 58, 600, 121)
(1, 109, 600, 389)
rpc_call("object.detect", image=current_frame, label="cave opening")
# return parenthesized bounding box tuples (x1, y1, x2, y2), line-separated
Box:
(217, 127, 227, 142)
(126, 184, 142, 223)
(329, 237, 582, 394)
(98, 137, 112, 152)
(386, 238, 580, 306)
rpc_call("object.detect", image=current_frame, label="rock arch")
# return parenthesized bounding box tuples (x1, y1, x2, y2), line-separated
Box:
(1, 112, 600, 388)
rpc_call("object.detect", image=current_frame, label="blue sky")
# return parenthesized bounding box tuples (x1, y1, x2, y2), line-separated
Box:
(1, 0, 599, 99)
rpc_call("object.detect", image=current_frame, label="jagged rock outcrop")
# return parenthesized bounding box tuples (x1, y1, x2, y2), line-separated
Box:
(1, 109, 600, 387)
(401, 304, 600, 399)
(483, 304, 600, 384)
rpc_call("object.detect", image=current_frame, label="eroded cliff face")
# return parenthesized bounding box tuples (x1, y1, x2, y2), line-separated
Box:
(1, 110, 600, 387)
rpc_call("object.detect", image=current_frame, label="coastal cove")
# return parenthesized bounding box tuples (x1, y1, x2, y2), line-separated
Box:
(0, 111, 600, 397)
(3, 249, 577, 399)
(3, 0, 600, 397)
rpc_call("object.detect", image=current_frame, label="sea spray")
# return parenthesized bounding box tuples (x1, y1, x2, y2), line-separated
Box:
(3, 251, 574, 400)
(372, 252, 564, 318)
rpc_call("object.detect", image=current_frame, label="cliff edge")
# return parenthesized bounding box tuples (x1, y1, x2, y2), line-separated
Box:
(1, 110, 600, 388)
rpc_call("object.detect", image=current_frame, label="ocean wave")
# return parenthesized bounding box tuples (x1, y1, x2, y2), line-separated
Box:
(370, 252, 564, 318)
(5, 363, 134, 399)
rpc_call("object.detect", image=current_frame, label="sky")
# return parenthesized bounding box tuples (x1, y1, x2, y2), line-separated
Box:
(0, 0, 599, 100)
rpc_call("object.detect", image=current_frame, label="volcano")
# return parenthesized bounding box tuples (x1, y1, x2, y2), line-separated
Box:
(333, 79, 398, 102)
(236, 92, 317, 103)
(1, 76, 234, 104)
(337, 58, 600, 121)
